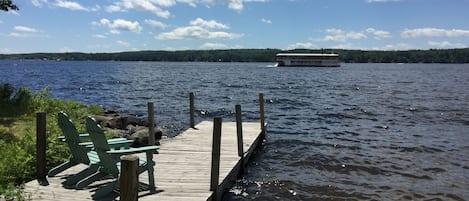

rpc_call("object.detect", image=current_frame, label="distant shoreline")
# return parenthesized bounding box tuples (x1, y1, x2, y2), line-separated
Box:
(1, 48, 469, 63)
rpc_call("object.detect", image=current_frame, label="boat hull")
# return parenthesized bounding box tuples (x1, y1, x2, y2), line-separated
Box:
(276, 53, 340, 67)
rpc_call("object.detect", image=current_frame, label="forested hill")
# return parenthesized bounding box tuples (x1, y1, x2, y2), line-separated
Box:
(1, 48, 469, 63)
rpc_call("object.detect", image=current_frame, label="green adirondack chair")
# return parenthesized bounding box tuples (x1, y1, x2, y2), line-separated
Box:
(48, 112, 132, 187)
(80, 116, 159, 199)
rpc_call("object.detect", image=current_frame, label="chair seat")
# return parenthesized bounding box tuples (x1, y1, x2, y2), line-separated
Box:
(87, 151, 100, 164)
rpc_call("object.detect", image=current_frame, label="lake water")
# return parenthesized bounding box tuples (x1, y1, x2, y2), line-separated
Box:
(1, 61, 468, 200)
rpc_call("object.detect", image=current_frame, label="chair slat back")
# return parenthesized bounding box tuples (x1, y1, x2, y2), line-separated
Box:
(57, 112, 90, 164)
(86, 116, 119, 175)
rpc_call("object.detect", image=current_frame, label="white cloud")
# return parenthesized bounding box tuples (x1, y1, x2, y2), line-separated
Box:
(177, 0, 198, 7)
(428, 41, 466, 48)
(321, 28, 367, 42)
(401, 28, 469, 38)
(157, 26, 242, 40)
(0, 48, 13, 54)
(190, 18, 229, 29)
(381, 43, 413, 50)
(0, 20, 3, 24)
(366, 28, 391, 39)
(104, 0, 268, 18)
(94, 18, 142, 34)
(201, 42, 228, 49)
(105, 4, 122, 12)
(156, 18, 242, 40)
(144, 19, 168, 29)
(90, 5, 101, 11)
(14, 26, 39, 33)
(210, 0, 269, 11)
(9, 33, 28, 37)
(106, 0, 171, 18)
(53, 0, 89, 11)
(32, 0, 48, 7)
(287, 42, 316, 50)
(261, 18, 272, 24)
(60, 47, 74, 52)
(162, 46, 191, 51)
(92, 34, 107, 38)
(32, 0, 99, 11)
(117, 40, 131, 46)
(9, 26, 42, 38)
(232, 44, 243, 49)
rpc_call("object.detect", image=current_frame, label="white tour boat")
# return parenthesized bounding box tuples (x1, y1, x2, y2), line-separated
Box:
(276, 53, 340, 67)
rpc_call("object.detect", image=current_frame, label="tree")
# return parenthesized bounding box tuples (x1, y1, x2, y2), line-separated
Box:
(1, 0, 18, 12)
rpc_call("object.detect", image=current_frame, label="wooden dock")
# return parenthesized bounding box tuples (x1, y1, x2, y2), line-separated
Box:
(23, 121, 265, 201)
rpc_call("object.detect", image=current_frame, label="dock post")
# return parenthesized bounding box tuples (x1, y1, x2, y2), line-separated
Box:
(235, 105, 244, 157)
(148, 102, 156, 146)
(210, 117, 222, 199)
(120, 155, 139, 201)
(36, 112, 49, 186)
(259, 93, 265, 132)
(235, 105, 244, 174)
(190, 92, 195, 128)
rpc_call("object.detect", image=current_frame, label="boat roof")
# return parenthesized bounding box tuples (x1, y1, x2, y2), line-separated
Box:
(276, 53, 339, 57)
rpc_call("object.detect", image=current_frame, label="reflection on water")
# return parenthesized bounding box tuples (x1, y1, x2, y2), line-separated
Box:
(1, 61, 468, 200)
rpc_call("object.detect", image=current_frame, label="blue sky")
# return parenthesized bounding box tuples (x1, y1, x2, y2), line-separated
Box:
(1, 0, 469, 53)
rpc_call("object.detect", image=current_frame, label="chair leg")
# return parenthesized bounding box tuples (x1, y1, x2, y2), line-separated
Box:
(65, 164, 99, 187)
(75, 170, 107, 189)
(48, 160, 77, 177)
(146, 152, 156, 191)
(93, 180, 118, 199)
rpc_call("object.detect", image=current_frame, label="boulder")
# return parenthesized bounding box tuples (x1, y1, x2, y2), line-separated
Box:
(93, 110, 163, 147)
(93, 112, 144, 129)
(128, 127, 162, 147)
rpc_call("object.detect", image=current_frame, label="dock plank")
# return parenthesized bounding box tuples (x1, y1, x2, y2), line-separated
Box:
(23, 121, 263, 201)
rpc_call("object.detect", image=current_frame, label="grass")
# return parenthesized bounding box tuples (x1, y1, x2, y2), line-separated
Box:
(0, 84, 103, 200)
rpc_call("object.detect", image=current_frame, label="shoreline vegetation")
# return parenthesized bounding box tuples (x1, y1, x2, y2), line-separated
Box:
(0, 84, 103, 200)
(1, 48, 469, 63)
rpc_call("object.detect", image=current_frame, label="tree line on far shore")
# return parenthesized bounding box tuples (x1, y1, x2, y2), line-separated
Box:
(1, 48, 469, 63)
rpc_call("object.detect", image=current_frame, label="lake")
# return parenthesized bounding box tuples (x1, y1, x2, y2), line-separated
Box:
(1, 61, 468, 200)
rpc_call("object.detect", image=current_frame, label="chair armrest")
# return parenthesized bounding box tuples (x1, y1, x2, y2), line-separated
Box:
(108, 138, 131, 143)
(108, 139, 134, 149)
(79, 138, 133, 149)
(107, 146, 159, 155)
(58, 133, 90, 142)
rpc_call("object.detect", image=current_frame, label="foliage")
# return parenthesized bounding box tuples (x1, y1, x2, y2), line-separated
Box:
(0, 0, 18, 12)
(0, 84, 103, 198)
(0, 48, 469, 63)
(333, 48, 469, 63)
(0, 84, 33, 117)
(0, 183, 31, 201)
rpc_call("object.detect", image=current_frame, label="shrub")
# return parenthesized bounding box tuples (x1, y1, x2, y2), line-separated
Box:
(0, 84, 33, 117)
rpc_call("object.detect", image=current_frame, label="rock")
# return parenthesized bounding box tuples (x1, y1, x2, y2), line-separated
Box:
(107, 128, 128, 138)
(93, 112, 144, 130)
(129, 127, 162, 147)
(94, 110, 163, 147)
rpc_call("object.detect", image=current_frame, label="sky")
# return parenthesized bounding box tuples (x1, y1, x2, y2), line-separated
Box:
(1, 0, 469, 53)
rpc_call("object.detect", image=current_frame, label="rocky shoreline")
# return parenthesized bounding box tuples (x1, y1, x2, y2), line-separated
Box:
(92, 110, 162, 147)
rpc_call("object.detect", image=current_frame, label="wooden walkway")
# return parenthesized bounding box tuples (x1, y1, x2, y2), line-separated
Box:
(24, 121, 265, 201)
